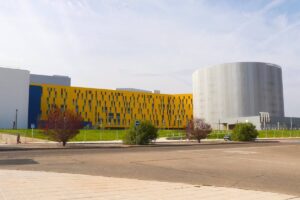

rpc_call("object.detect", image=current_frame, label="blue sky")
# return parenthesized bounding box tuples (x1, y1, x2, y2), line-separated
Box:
(0, 0, 299, 116)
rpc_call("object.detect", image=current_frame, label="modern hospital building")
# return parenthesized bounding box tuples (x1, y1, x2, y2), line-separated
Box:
(0, 67, 193, 129)
(0, 62, 299, 130)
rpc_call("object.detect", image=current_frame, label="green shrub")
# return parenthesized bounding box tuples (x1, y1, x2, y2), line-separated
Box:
(231, 123, 258, 141)
(123, 121, 158, 145)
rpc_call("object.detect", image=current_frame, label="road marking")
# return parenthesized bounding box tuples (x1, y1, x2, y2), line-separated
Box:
(176, 144, 298, 153)
(223, 150, 257, 155)
(229, 157, 300, 166)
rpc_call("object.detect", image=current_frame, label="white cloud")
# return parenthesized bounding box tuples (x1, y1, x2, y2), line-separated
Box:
(0, 0, 299, 116)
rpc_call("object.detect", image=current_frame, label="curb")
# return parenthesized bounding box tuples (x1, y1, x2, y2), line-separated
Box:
(0, 140, 282, 152)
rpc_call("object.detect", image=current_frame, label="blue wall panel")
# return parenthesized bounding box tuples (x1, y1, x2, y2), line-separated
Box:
(28, 85, 42, 128)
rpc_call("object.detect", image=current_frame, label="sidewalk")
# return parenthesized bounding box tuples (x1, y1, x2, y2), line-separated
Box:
(0, 133, 47, 144)
(0, 134, 224, 145)
(0, 169, 298, 200)
(0, 141, 230, 151)
(0, 135, 232, 151)
(1, 134, 299, 151)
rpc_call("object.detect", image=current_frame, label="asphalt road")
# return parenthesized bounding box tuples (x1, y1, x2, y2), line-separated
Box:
(0, 142, 299, 196)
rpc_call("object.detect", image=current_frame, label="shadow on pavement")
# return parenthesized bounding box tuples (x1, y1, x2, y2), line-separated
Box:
(0, 159, 39, 165)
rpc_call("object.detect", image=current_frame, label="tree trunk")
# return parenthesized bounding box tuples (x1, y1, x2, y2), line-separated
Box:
(62, 141, 67, 146)
(197, 138, 201, 143)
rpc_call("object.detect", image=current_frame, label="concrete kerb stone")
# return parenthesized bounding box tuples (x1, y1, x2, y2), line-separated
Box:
(0, 140, 282, 152)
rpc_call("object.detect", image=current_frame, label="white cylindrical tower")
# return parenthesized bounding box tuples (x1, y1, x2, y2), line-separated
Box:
(193, 62, 285, 128)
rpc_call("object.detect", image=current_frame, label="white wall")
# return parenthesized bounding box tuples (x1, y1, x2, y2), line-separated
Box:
(0, 67, 30, 129)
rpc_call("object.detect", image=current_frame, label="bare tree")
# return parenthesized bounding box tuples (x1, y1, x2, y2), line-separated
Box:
(186, 118, 212, 143)
(41, 108, 83, 146)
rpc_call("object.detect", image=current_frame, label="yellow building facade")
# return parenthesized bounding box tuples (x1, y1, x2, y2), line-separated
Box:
(32, 84, 193, 129)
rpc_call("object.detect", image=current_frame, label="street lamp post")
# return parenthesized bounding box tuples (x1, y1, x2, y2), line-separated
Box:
(290, 117, 293, 137)
(177, 117, 180, 139)
(84, 124, 89, 142)
(31, 126, 34, 139)
(162, 119, 166, 137)
(218, 119, 221, 139)
(63, 116, 66, 130)
(98, 119, 102, 141)
(15, 109, 18, 129)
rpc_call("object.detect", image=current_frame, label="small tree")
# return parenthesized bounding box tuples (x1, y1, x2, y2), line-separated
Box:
(231, 123, 258, 141)
(42, 108, 83, 146)
(123, 121, 158, 145)
(186, 119, 212, 143)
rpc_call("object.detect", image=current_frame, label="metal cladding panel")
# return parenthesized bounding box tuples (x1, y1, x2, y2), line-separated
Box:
(35, 84, 193, 129)
(28, 85, 42, 128)
(0, 67, 30, 129)
(30, 74, 71, 86)
(193, 62, 285, 127)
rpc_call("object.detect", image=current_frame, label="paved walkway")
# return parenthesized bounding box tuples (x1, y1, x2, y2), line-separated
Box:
(0, 133, 47, 144)
(0, 170, 298, 200)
